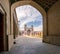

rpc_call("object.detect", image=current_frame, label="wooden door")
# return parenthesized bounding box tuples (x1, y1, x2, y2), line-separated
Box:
(0, 12, 4, 52)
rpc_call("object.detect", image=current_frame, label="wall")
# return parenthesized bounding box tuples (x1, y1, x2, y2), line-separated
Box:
(0, 0, 10, 38)
(0, 0, 12, 50)
(13, 11, 19, 39)
(43, 0, 60, 45)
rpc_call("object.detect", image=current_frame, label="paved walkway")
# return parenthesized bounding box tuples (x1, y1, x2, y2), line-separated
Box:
(0, 36, 60, 54)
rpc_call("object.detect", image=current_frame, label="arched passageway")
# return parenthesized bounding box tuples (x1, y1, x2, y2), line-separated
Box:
(11, 1, 46, 45)
(0, 0, 60, 54)
(15, 5, 43, 38)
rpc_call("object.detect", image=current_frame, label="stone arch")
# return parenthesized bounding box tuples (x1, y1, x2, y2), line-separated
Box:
(11, 1, 47, 41)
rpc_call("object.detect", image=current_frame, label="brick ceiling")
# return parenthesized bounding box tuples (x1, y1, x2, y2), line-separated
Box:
(10, 0, 58, 12)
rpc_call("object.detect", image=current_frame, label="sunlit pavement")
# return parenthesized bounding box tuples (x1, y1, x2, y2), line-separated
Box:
(1, 36, 60, 54)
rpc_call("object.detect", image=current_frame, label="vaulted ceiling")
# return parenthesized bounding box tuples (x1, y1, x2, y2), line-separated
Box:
(10, 0, 58, 12)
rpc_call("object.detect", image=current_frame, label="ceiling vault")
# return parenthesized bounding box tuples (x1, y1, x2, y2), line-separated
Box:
(10, 0, 58, 12)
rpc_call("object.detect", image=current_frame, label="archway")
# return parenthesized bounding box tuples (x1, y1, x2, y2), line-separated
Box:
(11, 1, 46, 46)
(15, 5, 43, 38)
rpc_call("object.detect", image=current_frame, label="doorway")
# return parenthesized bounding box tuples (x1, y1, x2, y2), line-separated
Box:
(15, 5, 43, 38)
(0, 12, 4, 52)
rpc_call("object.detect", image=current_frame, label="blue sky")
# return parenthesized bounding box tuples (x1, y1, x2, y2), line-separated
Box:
(16, 5, 43, 31)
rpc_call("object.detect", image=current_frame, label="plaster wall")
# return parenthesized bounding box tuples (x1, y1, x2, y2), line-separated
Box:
(43, 0, 60, 45)
(0, 0, 13, 50)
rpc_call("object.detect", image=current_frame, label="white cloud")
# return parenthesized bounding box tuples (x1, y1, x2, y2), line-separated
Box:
(16, 5, 43, 31)
(20, 17, 36, 27)
(16, 5, 42, 20)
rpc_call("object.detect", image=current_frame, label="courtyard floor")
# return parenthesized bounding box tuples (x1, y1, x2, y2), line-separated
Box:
(0, 36, 60, 54)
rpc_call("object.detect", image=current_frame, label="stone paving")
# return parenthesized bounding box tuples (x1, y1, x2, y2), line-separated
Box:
(0, 36, 60, 54)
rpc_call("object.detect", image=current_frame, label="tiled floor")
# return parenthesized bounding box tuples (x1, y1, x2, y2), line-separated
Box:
(0, 36, 60, 54)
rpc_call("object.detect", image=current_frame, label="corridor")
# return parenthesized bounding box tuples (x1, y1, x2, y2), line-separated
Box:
(1, 36, 60, 54)
(0, 0, 60, 54)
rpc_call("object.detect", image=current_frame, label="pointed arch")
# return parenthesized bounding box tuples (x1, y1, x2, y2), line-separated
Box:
(11, 1, 47, 42)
